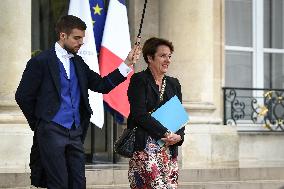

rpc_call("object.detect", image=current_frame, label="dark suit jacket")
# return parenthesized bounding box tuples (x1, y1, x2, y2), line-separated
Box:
(127, 68, 185, 157)
(15, 47, 126, 187)
(16, 47, 126, 137)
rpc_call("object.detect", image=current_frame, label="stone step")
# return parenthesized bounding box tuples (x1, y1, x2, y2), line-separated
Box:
(7, 180, 284, 189)
(86, 180, 284, 189)
(85, 165, 284, 186)
(1, 166, 284, 188)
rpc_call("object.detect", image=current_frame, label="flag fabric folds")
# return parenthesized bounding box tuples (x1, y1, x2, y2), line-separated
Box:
(68, 0, 104, 128)
(89, 0, 107, 54)
(99, 0, 132, 118)
(90, 0, 124, 123)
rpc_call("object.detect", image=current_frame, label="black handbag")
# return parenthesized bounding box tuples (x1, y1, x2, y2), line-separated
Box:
(114, 78, 167, 158)
(114, 127, 136, 158)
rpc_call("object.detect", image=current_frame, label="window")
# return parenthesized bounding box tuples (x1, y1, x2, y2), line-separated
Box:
(263, 0, 284, 88)
(224, 0, 284, 129)
(225, 0, 284, 89)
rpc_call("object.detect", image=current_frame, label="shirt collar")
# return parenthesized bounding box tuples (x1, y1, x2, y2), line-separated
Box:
(55, 42, 74, 59)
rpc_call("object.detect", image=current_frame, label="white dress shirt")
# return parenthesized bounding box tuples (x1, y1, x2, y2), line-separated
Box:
(54, 42, 132, 79)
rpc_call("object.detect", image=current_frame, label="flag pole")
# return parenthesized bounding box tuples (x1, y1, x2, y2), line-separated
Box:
(136, 0, 148, 44)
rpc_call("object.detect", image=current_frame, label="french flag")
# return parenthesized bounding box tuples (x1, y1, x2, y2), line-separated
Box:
(99, 0, 132, 118)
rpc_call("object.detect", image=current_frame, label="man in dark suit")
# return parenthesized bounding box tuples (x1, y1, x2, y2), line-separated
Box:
(15, 15, 140, 189)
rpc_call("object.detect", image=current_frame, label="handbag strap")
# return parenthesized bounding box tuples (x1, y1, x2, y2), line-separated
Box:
(159, 77, 166, 102)
(149, 77, 166, 114)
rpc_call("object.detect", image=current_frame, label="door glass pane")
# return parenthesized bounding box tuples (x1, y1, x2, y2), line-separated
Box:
(264, 53, 284, 88)
(264, 0, 284, 49)
(225, 51, 253, 124)
(225, 50, 253, 87)
(225, 0, 253, 47)
(32, 0, 69, 52)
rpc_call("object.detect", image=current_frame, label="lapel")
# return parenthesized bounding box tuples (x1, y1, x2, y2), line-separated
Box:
(144, 68, 175, 103)
(47, 47, 90, 111)
(164, 77, 175, 101)
(145, 68, 159, 96)
(48, 48, 61, 95)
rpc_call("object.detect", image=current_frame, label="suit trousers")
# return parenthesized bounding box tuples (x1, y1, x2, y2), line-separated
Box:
(36, 120, 86, 189)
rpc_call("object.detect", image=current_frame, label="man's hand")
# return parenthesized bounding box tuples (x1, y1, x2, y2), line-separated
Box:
(125, 37, 141, 66)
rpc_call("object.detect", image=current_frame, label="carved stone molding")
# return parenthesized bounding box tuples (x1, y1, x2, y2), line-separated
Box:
(183, 101, 222, 125)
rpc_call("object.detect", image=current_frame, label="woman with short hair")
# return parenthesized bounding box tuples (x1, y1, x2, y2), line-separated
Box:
(127, 37, 185, 189)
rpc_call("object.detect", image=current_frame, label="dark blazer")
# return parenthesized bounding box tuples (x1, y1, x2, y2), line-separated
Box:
(127, 68, 185, 157)
(15, 47, 126, 138)
(15, 47, 126, 187)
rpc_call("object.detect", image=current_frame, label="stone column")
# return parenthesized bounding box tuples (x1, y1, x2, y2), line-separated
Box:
(0, 0, 33, 171)
(159, 0, 239, 168)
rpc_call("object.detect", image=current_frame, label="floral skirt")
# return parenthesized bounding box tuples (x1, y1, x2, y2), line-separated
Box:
(128, 137, 179, 189)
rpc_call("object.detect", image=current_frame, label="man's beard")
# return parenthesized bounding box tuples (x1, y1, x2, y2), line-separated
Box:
(63, 44, 77, 54)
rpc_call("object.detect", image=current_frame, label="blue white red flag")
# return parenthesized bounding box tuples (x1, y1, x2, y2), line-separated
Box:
(99, 0, 132, 118)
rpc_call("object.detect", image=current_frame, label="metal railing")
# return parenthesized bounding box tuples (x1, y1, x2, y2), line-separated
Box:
(223, 87, 284, 131)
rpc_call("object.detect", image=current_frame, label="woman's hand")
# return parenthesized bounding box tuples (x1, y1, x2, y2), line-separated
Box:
(161, 133, 181, 146)
(125, 37, 141, 66)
